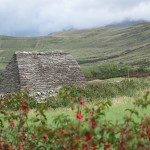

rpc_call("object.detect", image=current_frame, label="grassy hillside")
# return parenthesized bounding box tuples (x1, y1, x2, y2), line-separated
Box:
(0, 23, 150, 70)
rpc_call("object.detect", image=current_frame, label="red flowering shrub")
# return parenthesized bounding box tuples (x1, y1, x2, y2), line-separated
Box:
(9, 121, 15, 128)
(20, 104, 29, 112)
(43, 134, 48, 140)
(76, 112, 84, 119)
(79, 99, 85, 105)
(0, 91, 149, 149)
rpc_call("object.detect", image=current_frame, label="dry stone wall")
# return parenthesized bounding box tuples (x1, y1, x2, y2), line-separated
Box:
(0, 54, 20, 93)
(0, 52, 86, 98)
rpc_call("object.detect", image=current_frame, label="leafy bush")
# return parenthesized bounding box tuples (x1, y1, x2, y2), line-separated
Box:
(87, 78, 149, 99)
(81, 63, 150, 79)
(0, 90, 150, 149)
(45, 78, 149, 108)
(0, 90, 36, 111)
(81, 63, 131, 79)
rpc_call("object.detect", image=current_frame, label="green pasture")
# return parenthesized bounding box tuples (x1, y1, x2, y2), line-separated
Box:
(0, 23, 150, 71)
(28, 92, 150, 126)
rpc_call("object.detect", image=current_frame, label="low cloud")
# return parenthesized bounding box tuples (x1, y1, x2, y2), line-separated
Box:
(0, 0, 150, 36)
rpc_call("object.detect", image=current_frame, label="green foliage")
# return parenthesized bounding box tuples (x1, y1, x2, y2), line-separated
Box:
(45, 85, 86, 109)
(81, 63, 130, 79)
(45, 77, 149, 108)
(81, 63, 150, 79)
(0, 90, 36, 111)
(0, 90, 150, 149)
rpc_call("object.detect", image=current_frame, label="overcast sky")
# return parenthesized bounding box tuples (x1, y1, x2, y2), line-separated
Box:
(0, 0, 150, 36)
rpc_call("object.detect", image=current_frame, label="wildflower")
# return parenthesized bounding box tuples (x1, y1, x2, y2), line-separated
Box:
(146, 128, 150, 140)
(43, 134, 48, 140)
(146, 128, 150, 135)
(141, 132, 145, 138)
(90, 121, 98, 129)
(9, 122, 15, 127)
(93, 143, 97, 150)
(85, 132, 92, 141)
(141, 125, 145, 130)
(107, 142, 111, 148)
(61, 129, 67, 134)
(76, 112, 84, 119)
(79, 100, 84, 105)
(20, 104, 29, 112)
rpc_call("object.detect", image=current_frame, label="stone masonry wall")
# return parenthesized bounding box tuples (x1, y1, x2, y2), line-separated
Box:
(0, 52, 86, 97)
(0, 54, 20, 94)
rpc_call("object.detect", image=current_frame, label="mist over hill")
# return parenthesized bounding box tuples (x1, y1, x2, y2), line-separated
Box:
(0, 22, 150, 70)
(105, 19, 147, 28)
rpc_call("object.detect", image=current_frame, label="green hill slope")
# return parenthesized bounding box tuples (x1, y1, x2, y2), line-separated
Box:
(0, 23, 150, 70)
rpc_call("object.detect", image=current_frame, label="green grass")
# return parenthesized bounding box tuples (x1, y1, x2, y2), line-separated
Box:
(86, 77, 150, 99)
(0, 23, 150, 71)
(30, 93, 150, 125)
(105, 97, 150, 123)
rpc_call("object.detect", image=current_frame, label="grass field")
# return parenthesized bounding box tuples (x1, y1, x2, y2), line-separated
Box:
(28, 90, 150, 126)
(0, 23, 150, 71)
(27, 77, 150, 124)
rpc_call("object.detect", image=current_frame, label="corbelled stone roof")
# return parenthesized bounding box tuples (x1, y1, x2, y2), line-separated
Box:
(0, 51, 86, 98)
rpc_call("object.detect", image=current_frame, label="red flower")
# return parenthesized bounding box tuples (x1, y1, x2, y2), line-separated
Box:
(61, 129, 67, 134)
(20, 104, 29, 112)
(146, 128, 150, 135)
(76, 112, 84, 119)
(147, 128, 150, 140)
(107, 142, 111, 148)
(43, 134, 48, 139)
(93, 143, 97, 150)
(141, 125, 145, 130)
(9, 121, 15, 127)
(141, 132, 145, 138)
(127, 129, 131, 134)
(0, 141, 2, 146)
(85, 132, 92, 141)
(79, 100, 84, 105)
(90, 121, 98, 129)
